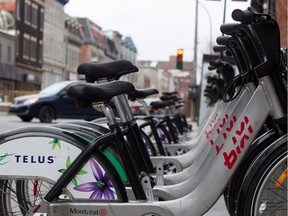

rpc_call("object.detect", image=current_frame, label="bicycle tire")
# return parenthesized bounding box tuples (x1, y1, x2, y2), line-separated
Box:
(0, 127, 128, 215)
(139, 129, 157, 156)
(54, 123, 128, 184)
(235, 135, 287, 216)
(0, 153, 128, 215)
(224, 129, 278, 215)
(156, 122, 173, 144)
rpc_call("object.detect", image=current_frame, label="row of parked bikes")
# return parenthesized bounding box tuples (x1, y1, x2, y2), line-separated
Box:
(0, 7, 287, 216)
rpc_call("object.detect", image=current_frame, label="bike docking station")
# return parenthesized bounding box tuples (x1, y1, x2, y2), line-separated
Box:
(0, 7, 286, 216)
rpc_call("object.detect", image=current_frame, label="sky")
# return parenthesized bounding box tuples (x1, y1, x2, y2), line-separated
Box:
(64, 0, 251, 62)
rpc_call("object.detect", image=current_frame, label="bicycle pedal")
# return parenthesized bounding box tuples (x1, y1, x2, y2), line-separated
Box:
(155, 163, 164, 186)
(139, 171, 156, 187)
(140, 176, 154, 201)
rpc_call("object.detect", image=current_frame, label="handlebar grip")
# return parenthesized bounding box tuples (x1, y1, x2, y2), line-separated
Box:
(232, 9, 253, 24)
(220, 23, 237, 35)
(216, 36, 230, 46)
(213, 45, 226, 53)
(208, 65, 218, 71)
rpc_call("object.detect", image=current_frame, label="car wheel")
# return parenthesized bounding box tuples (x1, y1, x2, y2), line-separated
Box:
(19, 116, 33, 122)
(38, 105, 55, 123)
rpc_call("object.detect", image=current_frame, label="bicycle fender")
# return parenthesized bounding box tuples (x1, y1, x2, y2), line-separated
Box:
(236, 133, 287, 204)
(0, 126, 122, 200)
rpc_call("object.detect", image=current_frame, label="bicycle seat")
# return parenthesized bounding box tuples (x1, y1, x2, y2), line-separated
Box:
(177, 98, 185, 104)
(160, 95, 178, 101)
(77, 60, 139, 83)
(175, 104, 184, 109)
(66, 81, 135, 108)
(162, 91, 177, 96)
(128, 88, 159, 101)
(150, 100, 174, 109)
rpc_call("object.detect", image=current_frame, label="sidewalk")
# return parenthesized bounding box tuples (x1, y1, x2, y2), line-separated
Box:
(0, 102, 10, 113)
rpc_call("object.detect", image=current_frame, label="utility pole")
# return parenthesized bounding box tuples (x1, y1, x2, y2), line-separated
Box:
(193, 0, 199, 85)
(192, 0, 199, 122)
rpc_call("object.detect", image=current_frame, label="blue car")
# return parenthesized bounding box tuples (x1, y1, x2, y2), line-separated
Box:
(9, 81, 107, 123)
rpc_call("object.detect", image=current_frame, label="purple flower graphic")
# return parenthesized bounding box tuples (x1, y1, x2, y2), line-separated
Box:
(73, 158, 116, 200)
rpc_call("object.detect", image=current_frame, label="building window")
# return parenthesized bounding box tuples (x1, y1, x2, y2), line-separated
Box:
(16, 0, 21, 20)
(16, 31, 20, 56)
(23, 33, 30, 59)
(31, 3, 38, 28)
(38, 40, 43, 63)
(7, 46, 11, 63)
(30, 37, 36, 61)
(24, 0, 31, 25)
(39, 8, 44, 31)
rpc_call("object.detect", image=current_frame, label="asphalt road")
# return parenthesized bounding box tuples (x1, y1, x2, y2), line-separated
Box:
(0, 112, 230, 215)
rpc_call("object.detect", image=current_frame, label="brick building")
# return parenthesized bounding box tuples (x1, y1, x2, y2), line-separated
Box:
(15, 0, 45, 90)
(78, 17, 106, 64)
(137, 56, 194, 116)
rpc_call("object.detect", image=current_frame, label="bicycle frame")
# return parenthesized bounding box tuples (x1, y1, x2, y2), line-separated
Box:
(43, 81, 274, 216)
(150, 82, 255, 175)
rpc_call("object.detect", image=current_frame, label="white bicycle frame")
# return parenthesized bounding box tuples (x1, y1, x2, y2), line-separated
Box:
(44, 77, 278, 216)
(162, 100, 224, 156)
(0, 68, 284, 215)
(122, 82, 256, 201)
(150, 82, 255, 174)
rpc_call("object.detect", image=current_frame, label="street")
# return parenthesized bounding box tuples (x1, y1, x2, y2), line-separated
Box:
(0, 112, 230, 216)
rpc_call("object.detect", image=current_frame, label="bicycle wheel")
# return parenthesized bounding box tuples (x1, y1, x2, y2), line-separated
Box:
(0, 153, 128, 215)
(224, 129, 278, 215)
(0, 127, 128, 215)
(236, 140, 287, 216)
(0, 178, 56, 216)
(156, 123, 172, 144)
(140, 129, 157, 156)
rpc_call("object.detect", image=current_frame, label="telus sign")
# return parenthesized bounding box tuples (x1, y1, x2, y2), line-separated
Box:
(14, 155, 55, 164)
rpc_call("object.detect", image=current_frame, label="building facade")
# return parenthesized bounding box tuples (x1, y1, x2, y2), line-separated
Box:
(15, 0, 44, 90)
(121, 36, 137, 64)
(78, 17, 106, 64)
(0, 31, 16, 101)
(0, 0, 138, 99)
(105, 30, 123, 61)
(137, 57, 194, 116)
(64, 15, 83, 81)
(42, 0, 68, 88)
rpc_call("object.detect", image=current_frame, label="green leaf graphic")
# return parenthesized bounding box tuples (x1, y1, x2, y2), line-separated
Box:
(49, 139, 61, 150)
(58, 156, 88, 187)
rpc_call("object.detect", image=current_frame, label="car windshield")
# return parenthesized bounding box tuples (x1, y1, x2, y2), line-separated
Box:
(39, 81, 74, 95)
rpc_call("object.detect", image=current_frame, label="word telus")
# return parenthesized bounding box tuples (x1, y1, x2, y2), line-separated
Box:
(14, 155, 55, 164)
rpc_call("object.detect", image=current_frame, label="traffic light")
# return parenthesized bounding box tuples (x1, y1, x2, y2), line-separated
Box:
(176, 49, 183, 70)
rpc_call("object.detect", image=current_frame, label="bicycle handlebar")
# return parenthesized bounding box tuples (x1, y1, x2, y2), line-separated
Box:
(216, 36, 230, 46)
(213, 45, 226, 53)
(232, 9, 253, 24)
(220, 23, 237, 35)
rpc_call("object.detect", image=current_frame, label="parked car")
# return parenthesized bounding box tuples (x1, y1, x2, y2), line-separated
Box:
(9, 81, 108, 123)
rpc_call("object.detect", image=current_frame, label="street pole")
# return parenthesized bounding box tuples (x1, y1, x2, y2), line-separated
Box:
(193, 0, 198, 85)
(192, 0, 199, 122)
(223, 0, 227, 24)
(198, 1, 212, 54)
